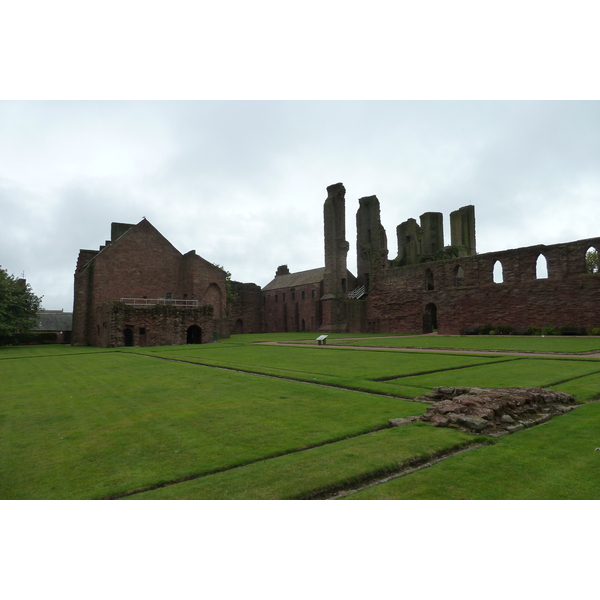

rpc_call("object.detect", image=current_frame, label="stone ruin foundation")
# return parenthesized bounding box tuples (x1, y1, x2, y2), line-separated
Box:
(390, 387, 576, 437)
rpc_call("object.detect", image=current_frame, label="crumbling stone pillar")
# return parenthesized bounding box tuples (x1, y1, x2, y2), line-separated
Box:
(321, 182, 350, 332)
(420, 212, 444, 256)
(356, 195, 388, 292)
(396, 218, 421, 266)
(450, 205, 476, 255)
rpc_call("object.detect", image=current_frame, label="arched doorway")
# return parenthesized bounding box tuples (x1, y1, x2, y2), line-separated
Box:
(187, 325, 202, 344)
(123, 328, 133, 347)
(235, 319, 243, 334)
(423, 303, 438, 334)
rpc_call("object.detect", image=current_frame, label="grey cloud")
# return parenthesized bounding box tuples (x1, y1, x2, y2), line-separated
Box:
(1, 101, 599, 312)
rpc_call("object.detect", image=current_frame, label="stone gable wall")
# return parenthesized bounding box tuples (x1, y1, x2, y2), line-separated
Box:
(73, 220, 229, 346)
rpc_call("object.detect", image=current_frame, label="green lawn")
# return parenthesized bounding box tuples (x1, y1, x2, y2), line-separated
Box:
(0, 350, 423, 499)
(327, 335, 600, 353)
(346, 402, 600, 500)
(3, 336, 600, 500)
(388, 357, 600, 391)
(129, 425, 480, 500)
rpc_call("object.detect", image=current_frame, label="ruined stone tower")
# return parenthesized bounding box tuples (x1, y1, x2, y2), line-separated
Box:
(450, 205, 476, 255)
(356, 195, 388, 292)
(320, 182, 350, 332)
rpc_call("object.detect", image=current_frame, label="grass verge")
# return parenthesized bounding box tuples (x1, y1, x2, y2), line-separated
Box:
(126, 424, 483, 500)
(346, 402, 600, 499)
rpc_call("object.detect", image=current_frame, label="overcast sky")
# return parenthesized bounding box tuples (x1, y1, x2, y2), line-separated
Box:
(1, 100, 600, 310)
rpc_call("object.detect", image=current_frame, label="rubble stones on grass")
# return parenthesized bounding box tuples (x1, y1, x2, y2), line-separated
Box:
(406, 387, 576, 436)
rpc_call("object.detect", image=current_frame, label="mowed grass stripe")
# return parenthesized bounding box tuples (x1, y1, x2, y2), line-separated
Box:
(345, 402, 600, 500)
(327, 335, 600, 354)
(126, 425, 481, 500)
(388, 358, 600, 392)
(137, 344, 509, 381)
(0, 353, 424, 499)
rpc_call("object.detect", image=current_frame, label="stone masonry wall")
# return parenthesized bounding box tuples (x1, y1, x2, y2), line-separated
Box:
(366, 237, 600, 334)
(73, 219, 229, 346)
(228, 282, 263, 335)
(101, 303, 221, 348)
(263, 281, 323, 332)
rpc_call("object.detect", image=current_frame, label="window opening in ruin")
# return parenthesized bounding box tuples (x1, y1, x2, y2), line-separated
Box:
(426, 269, 434, 291)
(165, 292, 173, 300)
(453, 265, 465, 286)
(139, 328, 146, 335)
(291, 291, 295, 301)
(275, 295, 278, 302)
(301, 291, 305, 300)
(283, 294, 286, 302)
(235, 319, 243, 334)
(311, 289, 316, 299)
(187, 325, 201, 344)
(585, 247, 599, 274)
(123, 328, 133, 347)
(423, 303, 438, 334)
(342, 278, 347, 293)
(301, 319, 306, 331)
(493, 260, 504, 283)
(536, 254, 548, 279)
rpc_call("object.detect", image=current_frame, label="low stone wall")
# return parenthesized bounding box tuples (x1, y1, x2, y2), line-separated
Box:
(390, 387, 576, 436)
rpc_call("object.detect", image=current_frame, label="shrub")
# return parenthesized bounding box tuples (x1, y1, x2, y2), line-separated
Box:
(542, 326, 558, 336)
(496, 325, 513, 335)
(590, 328, 600, 336)
(559, 325, 587, 336)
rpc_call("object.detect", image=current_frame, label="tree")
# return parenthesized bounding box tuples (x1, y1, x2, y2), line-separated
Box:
(212, 263, 239, 305)
(0, 267, 43, 338)
(585, 249, 599, 274)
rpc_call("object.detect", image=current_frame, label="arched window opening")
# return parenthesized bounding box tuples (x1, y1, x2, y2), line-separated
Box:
(426, 269, 434, 291)
(493, 260, 504, 284)
(536, 254, 548, 279)
(585, 247, 599, 274)
(453, 265, 465, 286)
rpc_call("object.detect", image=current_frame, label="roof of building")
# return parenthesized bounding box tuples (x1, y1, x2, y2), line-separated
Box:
(32, 311, 73, 332)
(263, 267, 325, 291)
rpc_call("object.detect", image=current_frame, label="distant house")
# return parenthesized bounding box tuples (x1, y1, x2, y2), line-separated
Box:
(72, 219, 229, 347)
(262, 265, 356, 332)
(32, 310, 73, 343)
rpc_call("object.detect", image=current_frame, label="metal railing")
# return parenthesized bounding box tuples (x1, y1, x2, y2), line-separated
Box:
(120, 298, 199, 307)
(348, 285, 366, 300)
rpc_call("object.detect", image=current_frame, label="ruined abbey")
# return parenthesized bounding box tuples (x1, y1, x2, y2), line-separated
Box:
(73, 182, 600, 347)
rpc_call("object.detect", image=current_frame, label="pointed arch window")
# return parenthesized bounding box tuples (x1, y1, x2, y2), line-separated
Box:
(493, 260, 504, 284)
(536, 254, 548, 279)
(585, 246, 599, 274)
(453, 265, 465, 286)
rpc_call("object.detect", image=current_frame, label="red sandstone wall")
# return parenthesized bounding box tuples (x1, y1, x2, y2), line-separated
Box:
(367, 237, 600, 335)
(263, 281, 323, 332)
(228, 282, 263, 335)
(73, 220, 229, 346)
